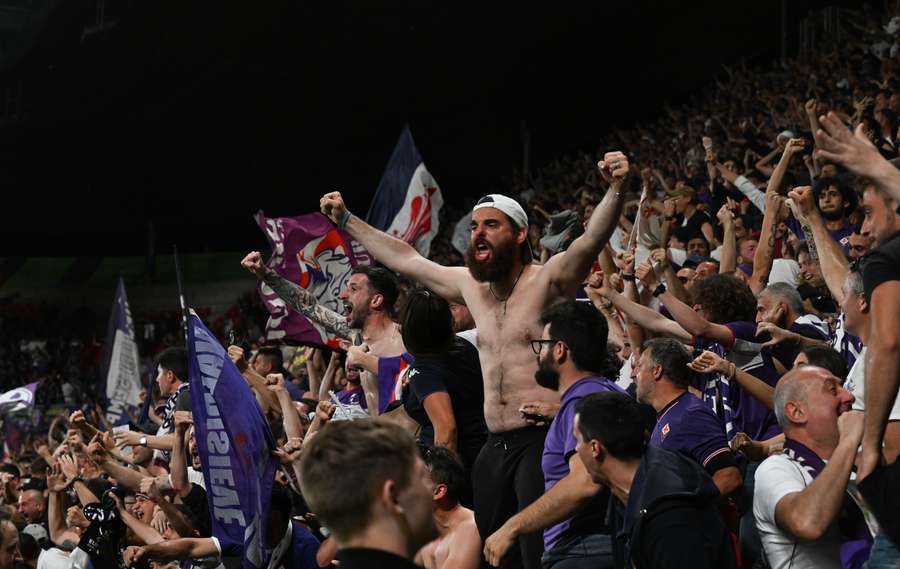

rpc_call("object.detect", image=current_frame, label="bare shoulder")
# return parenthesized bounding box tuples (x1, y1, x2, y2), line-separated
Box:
(451, 509, 480, 542)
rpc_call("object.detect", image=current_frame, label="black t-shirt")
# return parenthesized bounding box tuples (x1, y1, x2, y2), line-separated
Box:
(862, 230, 900, 304)
(681, 209, 712, 240)
(402, 337, 487, 468)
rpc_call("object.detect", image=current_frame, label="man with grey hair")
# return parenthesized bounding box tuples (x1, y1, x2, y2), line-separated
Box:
(753, 366, 864, 569)
(840, 267, 900, 468)
(755, 282, 830, 371)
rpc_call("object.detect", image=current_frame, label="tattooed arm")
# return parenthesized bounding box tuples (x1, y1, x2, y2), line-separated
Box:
(749, 192, 785, 294)
(262, 270, 355, 340)
(242, 251, 356, 341)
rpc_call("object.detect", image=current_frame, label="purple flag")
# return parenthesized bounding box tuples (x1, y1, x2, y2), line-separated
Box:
(366, 126, 443, 257)
(254, 211, 370, 347)
(188, 312, 276, 568)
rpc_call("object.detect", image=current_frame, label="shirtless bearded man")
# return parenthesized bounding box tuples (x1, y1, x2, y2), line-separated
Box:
(319, 151, 629, 568)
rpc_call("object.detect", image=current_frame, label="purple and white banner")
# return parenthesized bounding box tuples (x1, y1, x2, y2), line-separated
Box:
(188, 311, 277, 568)
(101, 277, 143, 426)
(0, 382, 38, 415)
(254, 211, 370, 347)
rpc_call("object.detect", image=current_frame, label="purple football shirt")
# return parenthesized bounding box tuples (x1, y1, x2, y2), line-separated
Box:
(650, 392, 732, 471)
(542, 376, 626, 551)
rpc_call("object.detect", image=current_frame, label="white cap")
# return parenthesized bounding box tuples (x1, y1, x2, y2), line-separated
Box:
(23, 524, 48, 543)
(777, 130, 796, 141)
(473, 194, 529, 228)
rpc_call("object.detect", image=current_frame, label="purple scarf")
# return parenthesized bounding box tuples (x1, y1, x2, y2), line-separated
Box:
(782, 439, 872, 569)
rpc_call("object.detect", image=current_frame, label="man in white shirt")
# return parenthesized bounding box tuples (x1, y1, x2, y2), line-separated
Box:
(840, 269, 900, 464)
(753, 366, 864, 569)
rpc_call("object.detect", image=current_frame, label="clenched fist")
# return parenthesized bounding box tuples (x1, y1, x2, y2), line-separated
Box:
(241, 251, 268, 279)
(597, 151, 631, 187)
(320, 191, 348, 224)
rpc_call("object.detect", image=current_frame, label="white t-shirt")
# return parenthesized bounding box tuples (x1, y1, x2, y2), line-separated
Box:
(754, 453, 843, 569)
(848, 347, 900, 420)
(37, 548, 72, 569)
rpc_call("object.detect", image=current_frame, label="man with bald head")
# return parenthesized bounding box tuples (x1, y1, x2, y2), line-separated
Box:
(753, 366, 865, 569)
(319, 152, 631, 569)
(17, 488, 46, 527)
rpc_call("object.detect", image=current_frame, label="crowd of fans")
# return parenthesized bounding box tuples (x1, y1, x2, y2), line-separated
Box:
(1, 4, 900, 569)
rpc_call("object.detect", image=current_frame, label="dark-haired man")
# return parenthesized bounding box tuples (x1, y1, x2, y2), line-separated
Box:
(574, 392, 737, 569)
(484, 301, 624, 568)
(242, 253, 405, 415)
(300, 420, 436, 569)
(319, 153, 630, 569)
(635, 338, 741, 496)
(786, 177, 858, 256)
(115, 347, 190, 460)
(416, 447, 480, 569)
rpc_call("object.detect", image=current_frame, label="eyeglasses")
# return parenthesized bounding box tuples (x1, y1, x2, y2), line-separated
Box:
(531, 339, 558, 355)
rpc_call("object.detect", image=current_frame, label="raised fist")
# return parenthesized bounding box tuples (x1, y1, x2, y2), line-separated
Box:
(266, 373, 286, 393)
(227, 345, 248, 373)
(320, 191, 348, 224)
(598, 151, 630, 186)
(240, 251, 268, 279)
(173, 410, 193, 433)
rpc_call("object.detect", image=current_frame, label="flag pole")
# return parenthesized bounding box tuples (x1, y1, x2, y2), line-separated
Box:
(173, 246, 189, 345)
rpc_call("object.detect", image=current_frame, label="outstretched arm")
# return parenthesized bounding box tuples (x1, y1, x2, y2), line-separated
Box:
(544, 152, 630, 295)
(658, 287, 734, 346)
(320, 193, 467, 303)
(588, 273, 691, 343)
(242, 252, 355, 341)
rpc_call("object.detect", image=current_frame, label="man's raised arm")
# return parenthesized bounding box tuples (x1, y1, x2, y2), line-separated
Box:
(545, 152, 630, 295)
(320, 191, 467, 302)
(241, 251, 354, 341)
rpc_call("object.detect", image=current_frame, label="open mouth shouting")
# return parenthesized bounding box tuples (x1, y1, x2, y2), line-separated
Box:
(473, 240, 492, 262)
(343, 301, 354, 319)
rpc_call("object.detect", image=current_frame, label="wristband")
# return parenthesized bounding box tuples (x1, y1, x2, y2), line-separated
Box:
(652, 283, 667, 298)
(336, 210, 352, 229)
(621, 273, 636, 282)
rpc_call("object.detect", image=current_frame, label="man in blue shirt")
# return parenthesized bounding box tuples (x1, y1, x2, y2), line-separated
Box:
(633, 338, 742, 496)
(483, 301, 624, 569)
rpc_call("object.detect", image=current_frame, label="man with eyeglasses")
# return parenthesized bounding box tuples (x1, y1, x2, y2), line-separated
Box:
(484, 301, 625, 569)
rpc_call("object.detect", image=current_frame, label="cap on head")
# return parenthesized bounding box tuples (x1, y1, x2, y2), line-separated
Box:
(473, 194, 529, 228)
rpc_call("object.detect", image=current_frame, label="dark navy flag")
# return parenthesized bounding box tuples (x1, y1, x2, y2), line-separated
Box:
(366, 126, 444, 257)
(101, 277, 143, 426)
(188, 311, 277, 569)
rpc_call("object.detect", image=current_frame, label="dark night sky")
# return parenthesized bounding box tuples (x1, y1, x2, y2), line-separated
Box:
(0, 0, 851, 256)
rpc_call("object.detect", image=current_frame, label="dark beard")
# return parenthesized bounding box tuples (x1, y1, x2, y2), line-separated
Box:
(465, 239, 518, 283)
(348, 305, 369, 329)
(534, 353, 560, 391)
(820, 208, 845, 222)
